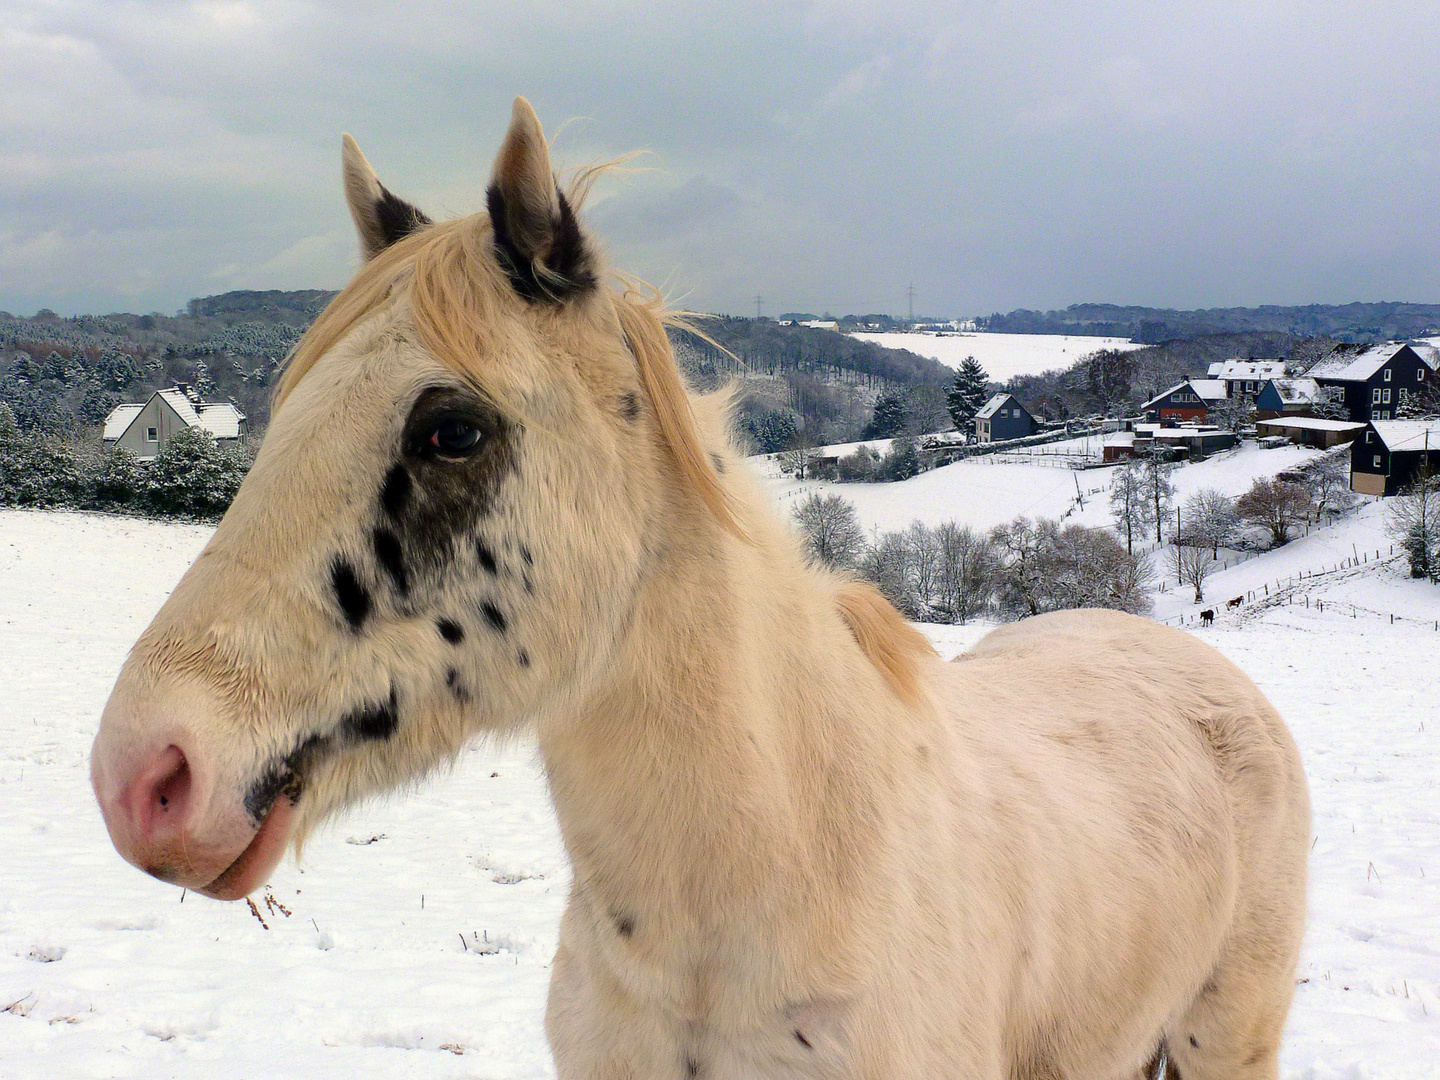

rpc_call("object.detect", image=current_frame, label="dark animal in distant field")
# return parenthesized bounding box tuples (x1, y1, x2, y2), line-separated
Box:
(1200, 609, 1215, 626)
(1227, 596, 1244, 610)
(89, 97, 1310, 1080)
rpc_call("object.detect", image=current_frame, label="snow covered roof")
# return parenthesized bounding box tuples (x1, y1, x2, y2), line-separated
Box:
(101, 403, 143, 441)
(1255, 417, 1365, 433)
(1265, 377, 1319, 404)
(1207, 359, 1286, 381)
(1370, 421, 1440, 453)
(193, 402, 246, 439)
(1306, 344, 1432, 383)
(101, 388, 246, 443)
(1143, 379, 1228, 409)
(974, 393, 1021, 420)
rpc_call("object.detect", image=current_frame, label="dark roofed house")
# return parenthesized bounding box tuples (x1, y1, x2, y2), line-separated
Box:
(1350, 420, 1440, 496)
(1253, 378, 1319, 420)
(973, 394, 1036, 443)
(1142, 379, 1227, 423)
(103, 385, 248, 461)
(1307, 343, 1436, 423)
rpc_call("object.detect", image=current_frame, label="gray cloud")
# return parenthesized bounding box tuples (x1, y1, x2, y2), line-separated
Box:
(2, 0, 1437, 318)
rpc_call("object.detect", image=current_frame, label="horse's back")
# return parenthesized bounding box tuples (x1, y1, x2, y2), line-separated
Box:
(919, 610, 1307, 1078)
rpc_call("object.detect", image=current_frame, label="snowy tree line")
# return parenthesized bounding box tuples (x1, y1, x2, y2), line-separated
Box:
(791, 492, 1153, 622)
(0, 404, 251, 520)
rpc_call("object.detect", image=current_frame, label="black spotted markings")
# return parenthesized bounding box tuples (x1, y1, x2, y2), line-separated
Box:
(437, 618, 464, 644)
(480, 600, 508, 634)
(331, 558, 372, 630)
(346, 687, 399, 741)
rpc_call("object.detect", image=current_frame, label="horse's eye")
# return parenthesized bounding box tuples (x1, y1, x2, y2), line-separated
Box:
(428, 418, 483, 456)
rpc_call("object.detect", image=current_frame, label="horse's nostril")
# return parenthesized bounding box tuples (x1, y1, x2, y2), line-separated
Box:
(140, 745, 192, 835)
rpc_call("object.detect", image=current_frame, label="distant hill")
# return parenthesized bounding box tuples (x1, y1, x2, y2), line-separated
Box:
(979, 302, 1440, 344)
(0, 291, 949, 446)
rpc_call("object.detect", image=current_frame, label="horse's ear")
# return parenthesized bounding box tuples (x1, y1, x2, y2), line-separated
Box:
(486, 97, 596, 302)
(341, 134, 432, 261)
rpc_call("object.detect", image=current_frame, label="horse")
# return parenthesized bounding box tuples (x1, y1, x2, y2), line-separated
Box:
(1200, 609, 1215, 627)
(1227, 596, 1245, 610)
(91, 98, 1309, 1079)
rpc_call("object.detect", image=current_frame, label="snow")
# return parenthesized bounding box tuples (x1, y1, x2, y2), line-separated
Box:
(850, 330, 1143, 383)
(768, 441, 1330, 534)
(101, 404, 143, 441)
(2, 490, 1438, 1077)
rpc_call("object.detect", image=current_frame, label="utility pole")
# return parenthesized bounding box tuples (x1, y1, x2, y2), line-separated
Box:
(907, 283, 916, 326)
(754, 294, 764, 320)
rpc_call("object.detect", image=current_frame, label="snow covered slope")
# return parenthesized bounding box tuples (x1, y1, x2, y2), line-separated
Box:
(1, 508, 1436, 1078)
(851, 331, 1143, 382)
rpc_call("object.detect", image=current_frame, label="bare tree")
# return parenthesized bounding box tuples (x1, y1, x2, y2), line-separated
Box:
(792, 492, 867, 569)
(1302, 454, 1354, 518)
(1235, 478, 1313, 547)
(1385, 467, 1440, 580)
(861, 529, 918, 615)
(992, 517, 1152, 617)
(1209, 394, 1256, 433)
(990, 517, 1048, 616)
(905, 521, 943, 615)
(1183, 488, 1238, 557)
(1138, 450, 1176, 544)
(1167, 542, 1216, 602)
(934, 522, 998, 622)
(1109, 461, 1152, 554)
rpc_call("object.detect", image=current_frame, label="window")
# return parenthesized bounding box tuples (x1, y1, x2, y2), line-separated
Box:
(1365, 431, 1373, 443)
(1384, 368, 1392, 382)
(1245, 381, 1254, 393)
(1382, 388, 1391, 404)
(146, 427, 158, 442)
(1420, 368, 1427, 382)
(1373, 388, 1382, 404)
(1374, 455, 1382, 468)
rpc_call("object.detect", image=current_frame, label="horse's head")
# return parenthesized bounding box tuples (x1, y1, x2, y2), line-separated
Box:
(91, 98, 740, 900)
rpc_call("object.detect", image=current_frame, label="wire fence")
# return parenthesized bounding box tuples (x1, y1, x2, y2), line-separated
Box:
(1162, 547, 1439, 632)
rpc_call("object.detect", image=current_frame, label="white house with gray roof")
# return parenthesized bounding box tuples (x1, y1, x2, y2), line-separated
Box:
(102, 385, 248, 460)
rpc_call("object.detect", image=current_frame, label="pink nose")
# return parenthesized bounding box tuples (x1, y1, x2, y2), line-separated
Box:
(112, 744, 195, 850)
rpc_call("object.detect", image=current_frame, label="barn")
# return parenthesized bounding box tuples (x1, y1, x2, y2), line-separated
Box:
(1254, 417, 1365, 449)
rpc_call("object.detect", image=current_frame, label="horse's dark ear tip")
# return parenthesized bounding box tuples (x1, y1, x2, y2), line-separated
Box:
(487, 182, 595, 304)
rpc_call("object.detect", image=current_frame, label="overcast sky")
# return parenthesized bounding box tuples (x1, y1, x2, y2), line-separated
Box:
(3, 0, 1438, 319)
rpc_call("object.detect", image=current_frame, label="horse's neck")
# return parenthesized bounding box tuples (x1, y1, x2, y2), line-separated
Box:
(536, 522, 898, 996)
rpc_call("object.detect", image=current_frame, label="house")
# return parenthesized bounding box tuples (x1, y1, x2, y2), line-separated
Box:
(973, 393, 1036, 443)
(1254, 416, 1365, 449)
(1207, 359, 1287, 399)
(1141, 379, 1228, 423)
(1350, 420, 1440, 496)
(1253, 378, 1319, 420)
(1306, 343, 1435, 423)
(103, 385, 248, 461)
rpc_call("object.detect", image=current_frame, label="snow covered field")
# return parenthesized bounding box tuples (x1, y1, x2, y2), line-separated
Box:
(1, 496, 1437, 1078)
(769, 441, 1329, 535)
(851, 330, 1144, 382)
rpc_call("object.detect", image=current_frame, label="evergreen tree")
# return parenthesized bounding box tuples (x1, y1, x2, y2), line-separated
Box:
(862, 391, 909, 439)
(946, 356, 990, 430)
